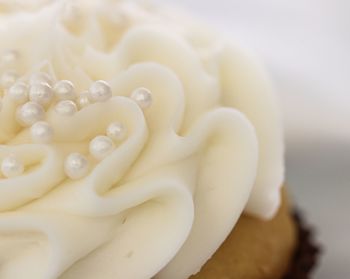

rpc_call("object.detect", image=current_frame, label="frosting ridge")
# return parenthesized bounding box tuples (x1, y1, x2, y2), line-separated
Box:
(0, 1, 284, 278)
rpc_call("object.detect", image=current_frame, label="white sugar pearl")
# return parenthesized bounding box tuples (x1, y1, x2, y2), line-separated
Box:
(64, 153, 89, 180)
(106, 122, 127, 142)
(0, 70, 19, 88)
(77, 91, 90, 108)
(54, 80, 76, 100)
(31, 121, 54, 143)
(29, 83, 54, 107)
(1, 49, 20, 65)
(1, 155, 24, 178)
(130, 87, 153, 109)
(16, 101, 45, 127)
(89, 80, 112, 102)
(29, 72, 54, 86)
(7, 82, 29, 104)
(89, 135, 115, 160)
(55, 100, 77, 116)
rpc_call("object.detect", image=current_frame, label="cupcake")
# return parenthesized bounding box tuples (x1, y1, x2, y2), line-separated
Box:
(0, 1, 318, 278)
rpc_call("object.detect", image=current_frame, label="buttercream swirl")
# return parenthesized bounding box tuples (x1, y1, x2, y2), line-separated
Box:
(0, 1, 284, 278)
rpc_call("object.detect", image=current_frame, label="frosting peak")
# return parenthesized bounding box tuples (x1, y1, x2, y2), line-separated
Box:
(0, 1, 284, 278)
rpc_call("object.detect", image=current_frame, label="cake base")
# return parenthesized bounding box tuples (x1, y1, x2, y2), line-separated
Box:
(191, 190, 297, 279)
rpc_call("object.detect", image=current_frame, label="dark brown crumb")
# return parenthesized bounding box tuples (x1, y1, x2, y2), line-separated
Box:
(283, 212, 321, 279)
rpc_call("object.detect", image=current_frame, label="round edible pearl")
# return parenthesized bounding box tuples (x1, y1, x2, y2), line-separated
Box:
(1, 155, 24, 178)
(31, 121, 54, 143)
(130, 87, 153, 109)
(29, 72, 54, 86)
(29, 83, 54, 107)
(7, 82, 29, 104)
(1, 49, 20, 65)
(106, 122, 127, 142)
(77, 91, 90, 108)
(16, 101, 45, 127)
(64, 153, 89, 180)
(88, 80, 112, 102)
(54, 80, 76, 100)
(89, 135, 115, 160)
(0, 70, 19, 89)
(55, 100, 77, 116)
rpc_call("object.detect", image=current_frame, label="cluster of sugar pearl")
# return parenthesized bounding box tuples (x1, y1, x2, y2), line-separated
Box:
(85, 88, 153, 162)
(9, 77, 115, 143)
(0, 123, 129, 180)
(63, 86, 152, 180)
(2, 65, 153, 181)
(64, 121, 127, 180)
(11, 72, 55, 129)
(0, 121, 128, 180)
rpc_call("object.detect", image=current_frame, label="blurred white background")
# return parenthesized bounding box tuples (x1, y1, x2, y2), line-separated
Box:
(160, 0, 350, 278)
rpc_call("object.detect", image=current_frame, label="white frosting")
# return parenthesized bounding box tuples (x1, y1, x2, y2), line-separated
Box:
(0, 1, 284, 279)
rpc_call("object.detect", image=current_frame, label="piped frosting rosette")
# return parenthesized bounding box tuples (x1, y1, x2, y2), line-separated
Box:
(0, 1, 284, 279)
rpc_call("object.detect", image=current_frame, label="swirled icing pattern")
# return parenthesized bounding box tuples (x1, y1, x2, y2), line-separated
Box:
(0, 1, 284, 278)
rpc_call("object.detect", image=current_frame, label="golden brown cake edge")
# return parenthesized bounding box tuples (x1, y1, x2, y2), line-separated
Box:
(191, 188, 297, 279)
